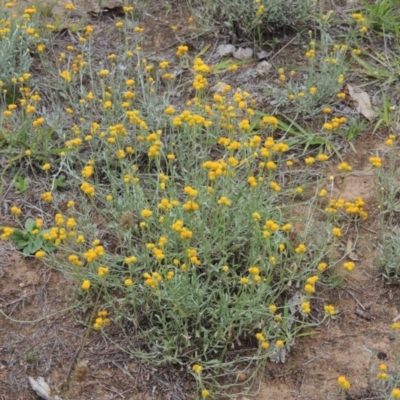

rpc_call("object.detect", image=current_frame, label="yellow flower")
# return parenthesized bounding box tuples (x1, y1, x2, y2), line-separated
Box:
(65, 3, 75, 10)
(324, 305, 336, 316)
(304, 284, 315, 294)
(35, 250, 46, 259)
(201, 389, 210, 398)
(41, 192, 53, 202)
(301, 302, 311, 314)
(276, 340, 284, 349)
(392, 322, 400, 331)
(141, 209, 153, 218)
(270, 181, 281, 192)
(332, 227, 342, 237)
(176, 45, 189, 56)
(239, 119, 250, 131)
(255, 332, 265, 342)
(192, 364, 203, 374)
(369, 156, 382, 168)
(295, 244, 306, 253)
(309, 87, 317, 95)
(99, 69, 109, 77)
(98, 266, 109, 277)
(240, 277, 249, 285)
(42, 163, 51, 171)
(11, 206, 22, 216)
(317, 262, 327, 272)
(343, 261, 355, 271)
(165, 106, 175, 115)
(248, 176, 257, 187)
(269, 304, 277, 313)
(252, 212, 261, 221)
(337, 376, 350, 390)
(305, 157, 315, 165)
(217, 196, 231, 206)
(295, 187, 303, 194)
(317, 154, 329, 162)
(183, 200, 199, 211)
(124, 278, 133, 287)
(338, 162, 352, 172)
(81, 280, 91, 290)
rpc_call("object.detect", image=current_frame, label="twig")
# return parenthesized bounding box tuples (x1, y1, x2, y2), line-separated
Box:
(269, 32, 305, 62)
(302, 353, 329, 366)
(345, 289, 366, 310)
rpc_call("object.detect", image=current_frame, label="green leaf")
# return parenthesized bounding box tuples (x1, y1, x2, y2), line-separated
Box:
(23, 243, 33, 256)
(10, 229, 27, 241)
(24, 218, 36, 232)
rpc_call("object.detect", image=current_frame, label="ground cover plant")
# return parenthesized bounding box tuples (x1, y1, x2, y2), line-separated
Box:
(1, 0, 400, 399)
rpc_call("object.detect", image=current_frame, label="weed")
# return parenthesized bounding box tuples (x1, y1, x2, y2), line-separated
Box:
(0, 1, 399, 398)
(186, 0, 314, 42)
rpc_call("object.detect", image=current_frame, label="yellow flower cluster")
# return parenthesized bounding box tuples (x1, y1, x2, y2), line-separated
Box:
(80, 181, 95, 197)
(255, 333, 269, 349)
(43, 227, 67, 246)
(68, 254, 83, 266)
(202, 159, 227, 180)
(369, 156, 382, 168)
(304, 275, 318, 295)
(323, 117, 347, 131)
(192, 364, 203, 374)
(1, 227, 14, 240)
(324, 305, 336, 316)
(301, 301, 311, 314)
(325, 197, 367, 220)
(83, 246, 105, 262)
(171, 220, 193, 239)
(172, 110, 212, 128)
(176, 45, 188, 56)
(93, 311, 110, 329)
(143, 271, 162, 288)
(337, 376, 350, 390)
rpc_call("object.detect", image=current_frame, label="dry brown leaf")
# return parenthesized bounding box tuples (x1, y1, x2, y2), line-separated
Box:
(28, 377, 62, 400)
(346, 238, 359, 261)
(347, 84, 376, 121)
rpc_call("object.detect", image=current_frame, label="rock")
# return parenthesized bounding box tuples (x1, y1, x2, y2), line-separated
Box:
(233, 47, 253, 60)
(237, 68, 257, 82)
(256, 60, 272, 76)
(217, 44, 236, 57)
(257, 50, 269, 59)
(237, 68, 257, 81)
